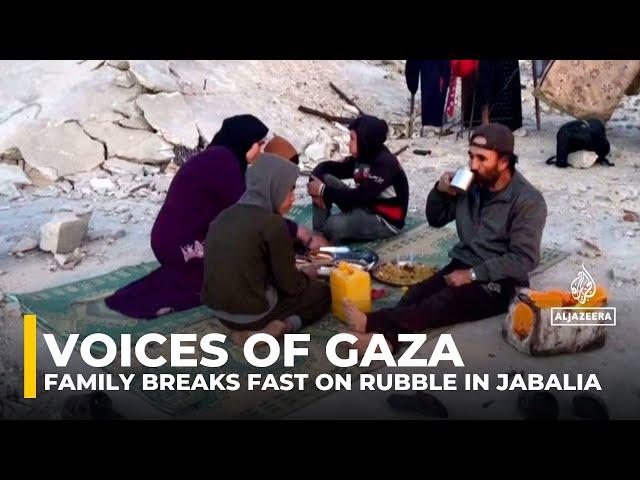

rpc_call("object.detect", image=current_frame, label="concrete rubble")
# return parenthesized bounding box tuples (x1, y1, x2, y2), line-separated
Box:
(184, 95, 246, 144)
(151, 174, 174, 193)
(117, 115, 152, 131)
(39, 211, 92, 254)
(11, 236, 38, 255)
(136, 92, 200, 149)
(102, 158, 146, 176)
(107, 60, 130, 70)
(128, 60, 180, 93)
(15, 123, 105, 182)
(82, 120, 174, 165)
(115, 71, 136, 89)
(1, 60, 640, 419)
(90, 177, 115, 193)
(0, 164, 31, 197)
(53, 247, 87, 270)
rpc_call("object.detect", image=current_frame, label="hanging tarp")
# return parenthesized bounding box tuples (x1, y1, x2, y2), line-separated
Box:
(534, 60, 640, 122)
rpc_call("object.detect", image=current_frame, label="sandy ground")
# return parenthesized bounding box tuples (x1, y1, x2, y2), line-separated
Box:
(1, 60, 639, 419)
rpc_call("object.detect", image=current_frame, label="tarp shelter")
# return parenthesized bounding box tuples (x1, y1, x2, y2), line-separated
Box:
(534, 60, 640, 123)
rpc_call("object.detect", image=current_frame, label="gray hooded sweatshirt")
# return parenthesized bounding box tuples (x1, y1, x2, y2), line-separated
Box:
(201, 153, 306, 319)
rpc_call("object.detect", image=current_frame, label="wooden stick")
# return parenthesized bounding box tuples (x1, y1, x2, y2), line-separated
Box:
(393, 145, 409, 156)
(298, 105, 354, 125)
(329, 82, 364, 114)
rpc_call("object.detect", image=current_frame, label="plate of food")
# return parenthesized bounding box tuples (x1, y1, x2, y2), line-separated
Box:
(371, 260, 439, 287)
(295, 247, 379, 277)
(295, 252, 335, 268)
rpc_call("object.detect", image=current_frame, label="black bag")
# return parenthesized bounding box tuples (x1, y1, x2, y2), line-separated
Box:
(546, 119, 614, 168)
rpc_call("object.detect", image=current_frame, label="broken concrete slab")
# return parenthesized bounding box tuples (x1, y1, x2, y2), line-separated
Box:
(115, 71, 136, 89)
(102, 158, 145, 176)
(304, 142, 329, 162)
(151, 175, 174, 193)
(32, 186, 59, 198)
(54, 66, 141, 122)
(39, 212, 92, 254)
(0, 147, 23, 165)
(136, 92, 199, 149)
(11, 236, 38, 255)
(90, 177, 115, 193)
(53, 248, 86, 270)
(0, 164, 31, 196)
(129, 60, 179, 93)
(143, 165, 161, 175)
(117, 115, 152, 131)
(82, 120, 174, 165)
(112, 101, 139, 119)
(15, 123, 105, 182)
(184, 95, 247, 144)
(107, 60, 130, 70)
(80, 60, 106, 71)
(125, 180, 152, 196)
(57, 180, 73, 193)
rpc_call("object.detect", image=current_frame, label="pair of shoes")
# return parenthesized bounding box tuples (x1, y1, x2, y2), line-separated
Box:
(518, 392, 609, 420)
(387, 392, 448, 419)
(62, 392, 125, 420)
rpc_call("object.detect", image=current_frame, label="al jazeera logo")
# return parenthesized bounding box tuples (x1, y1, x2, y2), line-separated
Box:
(550, 264, 616, 326)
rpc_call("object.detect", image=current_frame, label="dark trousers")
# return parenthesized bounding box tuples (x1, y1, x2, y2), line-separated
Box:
(420, 60, 451, 127)
(220, 280, 331, 332)
(366, 259, 523, 349)
(312, 174, 396, 243)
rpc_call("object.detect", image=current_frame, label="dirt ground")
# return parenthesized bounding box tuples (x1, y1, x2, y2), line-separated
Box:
(1, 60, 639, 419)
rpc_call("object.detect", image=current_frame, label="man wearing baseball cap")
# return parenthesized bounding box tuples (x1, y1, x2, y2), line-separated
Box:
(341, 123, 548, 354)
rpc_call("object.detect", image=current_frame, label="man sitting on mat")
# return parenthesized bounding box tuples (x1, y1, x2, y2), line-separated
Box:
(342, 123, 548, 354)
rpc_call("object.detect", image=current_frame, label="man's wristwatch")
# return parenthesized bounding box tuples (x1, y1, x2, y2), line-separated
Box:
(469, 269, 477, 282)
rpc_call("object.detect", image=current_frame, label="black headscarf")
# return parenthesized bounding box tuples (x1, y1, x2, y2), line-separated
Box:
(348, 115, 389, 163)
(209, 114, 269, 172)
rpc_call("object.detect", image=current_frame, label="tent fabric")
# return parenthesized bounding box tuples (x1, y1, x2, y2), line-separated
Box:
(534, 60, 640, 122)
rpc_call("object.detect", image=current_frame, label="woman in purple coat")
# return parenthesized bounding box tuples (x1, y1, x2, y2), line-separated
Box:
(105, 114, 270, 319)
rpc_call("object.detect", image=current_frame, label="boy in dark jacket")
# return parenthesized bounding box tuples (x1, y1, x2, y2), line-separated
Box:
(307, 115, 409, 243)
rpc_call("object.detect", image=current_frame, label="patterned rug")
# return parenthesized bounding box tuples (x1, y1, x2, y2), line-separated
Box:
(11, 205, 569, 418)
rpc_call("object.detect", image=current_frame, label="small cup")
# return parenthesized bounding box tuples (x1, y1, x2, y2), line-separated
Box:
(450, 168, 474, 193)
